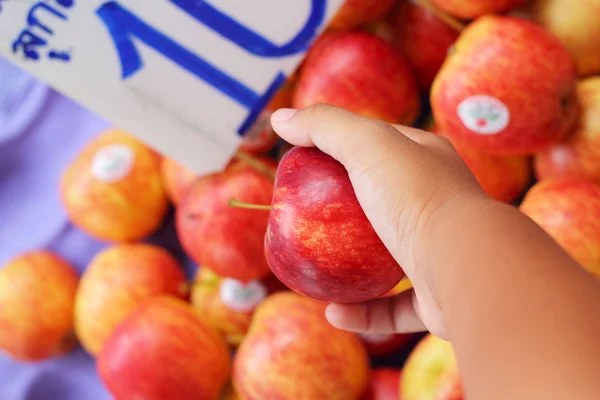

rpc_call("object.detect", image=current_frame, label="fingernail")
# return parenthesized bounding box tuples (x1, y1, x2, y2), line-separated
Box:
(271, 108, 298, 123)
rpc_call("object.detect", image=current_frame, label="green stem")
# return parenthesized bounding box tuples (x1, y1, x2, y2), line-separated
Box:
(229, 198, 272, 211)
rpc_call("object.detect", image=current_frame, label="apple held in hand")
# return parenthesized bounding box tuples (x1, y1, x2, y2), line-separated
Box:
(429, 0, 526, 19)
(294, 32, 420, 126)
(0, 251, 79, 362)
(362, 369, 402, 400)
(535, 77, 600, 184)
(328, 0, 396, 30)
(401, 334, 463, 400)
(264, 146, 404, 303)
(530, 0, 600, 77)
(75, 244, 186, 356)
(98, 296, 231, 400)
(520, 179, 600, 277)
(177, 162, 275, 281)
(233, 292, 370, 400)
(60, 128, 168, 242)
(431, 16, 578, 156)
(389, 0, 460, 91)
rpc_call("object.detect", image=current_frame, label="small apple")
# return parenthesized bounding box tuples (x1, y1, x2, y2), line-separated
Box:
(233, 291, 370, 399)
(328, 0, 396, 30)
(74, 244, 187, 356)
(401, 334, 463, 400)
(362, 368, 402, 400)
(177, 162, 274, 281)
(530, 0, 600, 77)
(429, 0, 526, 19)
(359, 332, 414, 357)
(265, 146, 404, 303)
(60, 128, 169, 242)
(98, 296, 231, 400)
(161, 157, 200, 206)
(389, 0, 460, 90)
(535, 77, 600, 184)
(294, 31, 420, 126)
(190, 267, 284, 346)
(431, 15, 578, 156)
(0, 250, 79, 362)
(520, 179, 600, 277)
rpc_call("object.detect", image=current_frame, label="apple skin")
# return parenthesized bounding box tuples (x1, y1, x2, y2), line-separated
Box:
(328, 0, 396, 30)
(161, 157, 199, 206)
(97, 296, 231, 400)
(431, 15, 578, 156)
(401, 334, 464, 400)
(530, 0, 600, 77)
(0, 250, 79, 362)
(520, 179, 600, 277)
(74, 244, 187, 356)
(389, 0, 460, 91)
(293, 32, 420, 126)
(190, 267, 285, 346)
(176, 162, 274, 281)
(535, 77, 600, 184)
(429, 0, 526, 19)
(265, 146, 404, 303)
(362, 368, 402, 400)
(60, 128, 168, 242)
(359, 333, 414, 357)
(233, 291, 370, 400)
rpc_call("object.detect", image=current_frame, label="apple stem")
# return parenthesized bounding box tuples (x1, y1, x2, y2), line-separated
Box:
(233, 151, 276, 180)
(413, 0, 467, 32)
(229, 198, 272, 211)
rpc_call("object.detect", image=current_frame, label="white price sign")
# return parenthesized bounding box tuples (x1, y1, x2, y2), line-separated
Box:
(0, 0, 343, 174)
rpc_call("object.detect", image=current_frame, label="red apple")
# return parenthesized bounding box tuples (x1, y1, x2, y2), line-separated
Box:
(233, 291, 370, 399)
(530, 0, 600, 77)
(74, 244, 187, 356)
(389, 0, 460, 90)
(362, 368, 402, 400)
(0, 250, 79, 361)
(401, 334, 463, 400)
(328, 0, 396, 30)
(359, 333, 414, 357)
(177, 162, 274, 281)
(429, 0, 526, 19)
(98, 296, 231, 400)
(265, 146, 404, 303)
(520, 179, 600, 277)
(293, 32, 420, 126)
(161, 157, 199, 206)
(431, 15, 578, 156)
(535, 77, 600, 184)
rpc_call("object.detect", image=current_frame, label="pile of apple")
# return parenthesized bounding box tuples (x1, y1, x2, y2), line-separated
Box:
(2, 0, 600, 399)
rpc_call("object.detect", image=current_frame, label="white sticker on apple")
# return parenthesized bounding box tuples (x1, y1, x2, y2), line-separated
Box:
(359, 333, 395, 344)
(457, 95, 510, 135)
(219, 278, 267, 313)
(91, 145, 135, 183)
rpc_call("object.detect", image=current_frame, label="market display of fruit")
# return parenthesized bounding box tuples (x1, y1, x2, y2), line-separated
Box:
(2, 1, 600, 399)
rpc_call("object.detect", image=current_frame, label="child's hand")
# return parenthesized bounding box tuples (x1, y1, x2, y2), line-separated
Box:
(271, 104, 487, 339)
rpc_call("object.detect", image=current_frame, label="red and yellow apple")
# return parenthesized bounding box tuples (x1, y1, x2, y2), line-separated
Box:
(60, 128, 168, 242)
(328, 0, 396, 31)
(177, 162, 274, 281)
(293, 31, 420, 126)
(265, 146, 404, 303)
(190, 267, 285, 346)
(233, 291, 370, 399)
(98, 296, 231, 400)
(431, 15, 578, 156)
(362, 368, 402, 400)
(161, 157, 199, 206)
(535, 77, 600, 184)
(74, 244, 186, 355)
(520, 179, 600, 277)
(401, 334, 463, 400)
(389, 0, 460, 90)
(530, 0, 600, 77)
(429, 0, 526, 19)
(0, 250, 79, 361)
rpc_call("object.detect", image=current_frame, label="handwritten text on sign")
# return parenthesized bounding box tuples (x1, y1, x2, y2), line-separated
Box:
(1, 0, 343, 173)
